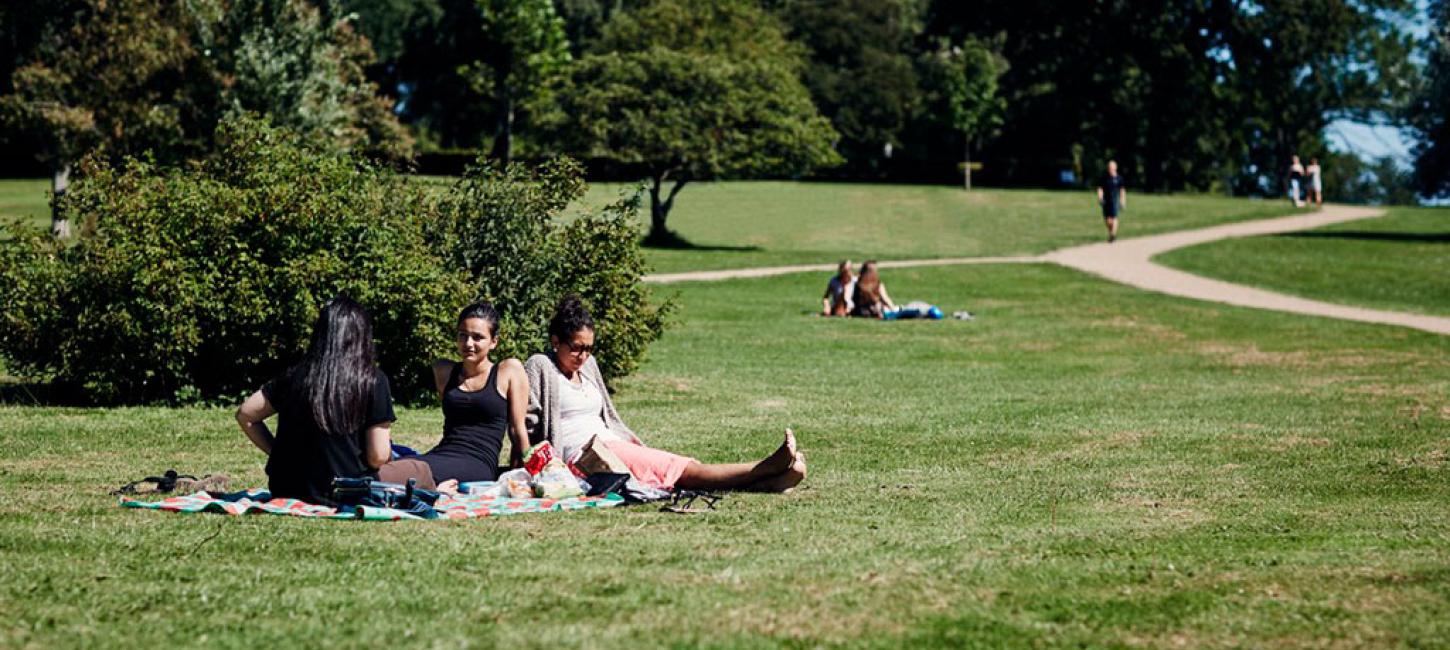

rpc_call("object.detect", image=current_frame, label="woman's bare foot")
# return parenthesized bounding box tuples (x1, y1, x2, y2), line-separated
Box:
(435, 479, 460, 496)
(747, 452, 807, 493)
(757, 428, 798, 476)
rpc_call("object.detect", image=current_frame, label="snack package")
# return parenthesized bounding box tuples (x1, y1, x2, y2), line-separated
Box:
(523, 441, 557, 476)
(532, 458, 585, 499)
(497, 468, 535, 499)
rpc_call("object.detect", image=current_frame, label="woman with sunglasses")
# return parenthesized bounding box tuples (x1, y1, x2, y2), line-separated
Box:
(524, 295, 805, 492)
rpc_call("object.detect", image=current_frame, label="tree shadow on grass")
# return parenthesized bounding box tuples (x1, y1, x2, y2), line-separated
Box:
(641, 228, 761, 251)
(0, 381, 89, 406)
(1276, 231, 1450, 244)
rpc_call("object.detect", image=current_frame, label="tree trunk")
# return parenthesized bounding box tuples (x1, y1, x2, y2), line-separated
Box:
(645, 173, 688, 245)
(963, 135, 972, 192)
(50, 163, 71, 239)
(492, 93, 514, 165)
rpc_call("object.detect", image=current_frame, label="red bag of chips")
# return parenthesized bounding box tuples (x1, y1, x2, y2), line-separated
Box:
(523, 441, 556, 476)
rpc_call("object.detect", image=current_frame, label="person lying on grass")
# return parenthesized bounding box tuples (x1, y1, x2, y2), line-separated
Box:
(235, 296, 397, 507)
(525, 295, 806, 492)
(374, 302, 529, 493)
(851, 260, 897, 319)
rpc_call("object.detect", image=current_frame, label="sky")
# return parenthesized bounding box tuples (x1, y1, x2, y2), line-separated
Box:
(1326, 119, 1417, 166)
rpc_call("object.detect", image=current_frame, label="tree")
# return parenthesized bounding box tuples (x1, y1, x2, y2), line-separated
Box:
(207, 0, 414, 163)
(0, 0, 202, 237)
(537, 0, 838, 243)
(459, 0, 570, 163)
(773, 0, 927, 175)
(929, 37, 1007, 190)
(0, 0, 413, 239)
(1410, 0, 1450, 198)
(538, 48, 839, 244)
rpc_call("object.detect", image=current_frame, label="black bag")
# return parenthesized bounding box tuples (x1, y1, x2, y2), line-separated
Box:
(331, 477, 439, 517)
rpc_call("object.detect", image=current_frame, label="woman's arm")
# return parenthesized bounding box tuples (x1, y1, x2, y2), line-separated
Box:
(431, 359, 454, 400)
(879, 283, 897, 311)
(235, 390, 276, 455)
(500, 358, 530, 468)
(362, 422, 392, 469)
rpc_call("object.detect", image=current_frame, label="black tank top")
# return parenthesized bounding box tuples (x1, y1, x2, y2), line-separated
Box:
(420, 363, 508, 482)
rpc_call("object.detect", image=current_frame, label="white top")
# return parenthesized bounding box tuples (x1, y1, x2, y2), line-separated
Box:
(827, 276, 856, 312)
(553, 368, 623, 462)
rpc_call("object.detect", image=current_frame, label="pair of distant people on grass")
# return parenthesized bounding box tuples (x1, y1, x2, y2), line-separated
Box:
(821, 259, 897, 318)
(1287, 155, 1323, 208)
(235, 296, 805, 507)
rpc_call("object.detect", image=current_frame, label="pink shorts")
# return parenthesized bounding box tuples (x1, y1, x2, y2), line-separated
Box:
(602, 440, 697, 490)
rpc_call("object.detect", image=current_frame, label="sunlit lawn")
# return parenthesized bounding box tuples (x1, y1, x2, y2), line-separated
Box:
(1158, 206, 1450, 316)
(2, 262, 1446, 647)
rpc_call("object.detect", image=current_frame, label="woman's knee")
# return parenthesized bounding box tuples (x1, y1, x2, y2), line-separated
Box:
(377, 458, 437, 490)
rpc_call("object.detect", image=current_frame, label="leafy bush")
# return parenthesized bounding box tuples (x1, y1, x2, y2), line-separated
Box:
(428, 159, 673, 384)
(0, 116, 672, 403)
(0, 116, 463, 403)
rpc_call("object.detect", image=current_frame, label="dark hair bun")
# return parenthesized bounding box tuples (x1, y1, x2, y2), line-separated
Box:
(457, 302, 501, 337)
(548, 294, 595, 340)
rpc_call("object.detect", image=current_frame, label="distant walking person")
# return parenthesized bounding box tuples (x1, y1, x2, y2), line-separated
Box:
(1288, 155, 1305, 207)
(1306, 157, 1323, 207)
(1096, 160, 1127, 243)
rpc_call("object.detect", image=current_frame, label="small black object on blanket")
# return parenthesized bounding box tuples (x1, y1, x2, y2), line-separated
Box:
(112, 470, 231, 496)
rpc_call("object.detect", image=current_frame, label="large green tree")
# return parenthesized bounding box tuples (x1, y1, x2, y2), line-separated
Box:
(0, 0, 412, 238)
(460, 0, 570, 163)
(927, 36, 1007, 191)
(1410, 0, 1450, 198)
(538, 0, 839, 243)
(926, 0, 1416, 194)
(0, 0, 203, 237)
(773, 0, 926, 175)
(209, 0, 413, 163)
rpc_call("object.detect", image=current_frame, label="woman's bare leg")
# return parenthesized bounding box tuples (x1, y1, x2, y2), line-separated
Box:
(674, 429, 798, 490)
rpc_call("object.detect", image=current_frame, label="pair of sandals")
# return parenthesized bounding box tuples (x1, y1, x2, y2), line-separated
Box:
(111, 469, 231, 496)
(661, 490, 725, 514)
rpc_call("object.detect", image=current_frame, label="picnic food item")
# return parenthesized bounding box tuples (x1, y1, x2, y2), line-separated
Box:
(523, 441, 557, 476)
(532, 458, 584, 499)
(497, 469, 535, 498)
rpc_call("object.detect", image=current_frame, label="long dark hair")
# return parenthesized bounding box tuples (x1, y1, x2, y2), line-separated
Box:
(290, 296, 377, 436)
(548, 294, 594, 340)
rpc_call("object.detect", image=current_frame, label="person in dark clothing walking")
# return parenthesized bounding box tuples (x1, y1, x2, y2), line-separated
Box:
(1096, 160, 1127, 243)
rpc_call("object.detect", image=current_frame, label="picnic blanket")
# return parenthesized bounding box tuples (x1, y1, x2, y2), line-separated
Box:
(120, 488, 624, 521)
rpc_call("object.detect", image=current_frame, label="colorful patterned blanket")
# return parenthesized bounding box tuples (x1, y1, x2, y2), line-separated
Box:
(120, 489, 624, 521)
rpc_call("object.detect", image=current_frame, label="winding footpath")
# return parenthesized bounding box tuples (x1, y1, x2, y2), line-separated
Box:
(645, 204, 1450, 336)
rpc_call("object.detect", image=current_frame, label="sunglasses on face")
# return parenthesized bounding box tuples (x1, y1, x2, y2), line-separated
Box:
(561, 341, 594, 355)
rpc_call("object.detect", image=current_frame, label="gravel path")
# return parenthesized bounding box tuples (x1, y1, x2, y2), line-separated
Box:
(644, 204, 1450, 336)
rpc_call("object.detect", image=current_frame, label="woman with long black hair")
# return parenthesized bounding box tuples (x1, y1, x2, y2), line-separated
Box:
(235, 297, 396, 506)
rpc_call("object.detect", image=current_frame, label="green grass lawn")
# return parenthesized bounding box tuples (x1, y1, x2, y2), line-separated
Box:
(578, 182, 1301, 273)
(0, 178, 51, 233)
(1157, 206, 1450, 317)
(3, 263, 1446, 647)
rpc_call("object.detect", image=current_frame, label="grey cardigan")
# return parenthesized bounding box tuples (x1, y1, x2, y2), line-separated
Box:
(524, 353, 642, 449)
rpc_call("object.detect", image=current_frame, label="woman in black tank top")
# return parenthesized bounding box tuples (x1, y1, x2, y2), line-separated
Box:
(416, 362, 510, 482)
(376, 303, 531, 489)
